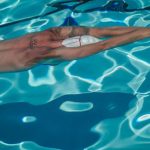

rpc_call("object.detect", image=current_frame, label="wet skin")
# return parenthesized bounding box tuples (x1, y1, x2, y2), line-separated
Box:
(0, 26, 150, 72)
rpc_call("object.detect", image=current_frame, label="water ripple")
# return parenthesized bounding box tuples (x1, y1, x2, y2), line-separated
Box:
(0, 0, 150, 149)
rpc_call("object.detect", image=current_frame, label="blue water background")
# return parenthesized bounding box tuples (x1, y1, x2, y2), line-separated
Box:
(0, 0, 150, 150)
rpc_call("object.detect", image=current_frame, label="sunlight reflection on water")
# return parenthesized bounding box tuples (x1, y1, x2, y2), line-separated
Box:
(0, 0, 150, 150)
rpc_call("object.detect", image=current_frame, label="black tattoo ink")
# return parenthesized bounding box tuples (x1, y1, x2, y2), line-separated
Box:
(29, 36, 38, 49)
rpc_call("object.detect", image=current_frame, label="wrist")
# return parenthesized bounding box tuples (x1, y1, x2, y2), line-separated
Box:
(141, 28, 150, 38)
(146, 28, 150, 37)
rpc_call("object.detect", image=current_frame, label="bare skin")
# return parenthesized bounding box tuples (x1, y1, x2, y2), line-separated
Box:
(0, 26, 150, 72)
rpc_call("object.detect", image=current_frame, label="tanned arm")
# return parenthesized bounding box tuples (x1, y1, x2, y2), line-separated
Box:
(0, 32, 60, 72)
(54, 27, 150, 60)
(48, 26, 141, 39)
(0, 26, 149, 72)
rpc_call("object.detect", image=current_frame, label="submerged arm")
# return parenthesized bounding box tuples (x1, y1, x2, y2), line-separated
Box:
(0, 33, 59, 72)
(0, 26, 149, 72)
(48, 26, 144, 39)
(54, 28, 150, 60)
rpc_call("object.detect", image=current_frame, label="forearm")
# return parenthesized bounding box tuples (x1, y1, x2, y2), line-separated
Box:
(0, 31, 59, 72)
(100, 28, 150, 50)
(84, 28, 150, 56)
(49, 26, 148, 39)
(0, 33, 36, 51)
(57, 28, 150, 60)
(0, 49, 18, 72)
(0, 34, 31, 72)
(0, 33, 40, 72)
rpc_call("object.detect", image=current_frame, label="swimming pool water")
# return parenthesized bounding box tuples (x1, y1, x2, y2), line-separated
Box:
(0, 0, 150, 150)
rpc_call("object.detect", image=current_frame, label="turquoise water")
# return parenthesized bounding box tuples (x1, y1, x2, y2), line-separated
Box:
(0, 0, 150, 150)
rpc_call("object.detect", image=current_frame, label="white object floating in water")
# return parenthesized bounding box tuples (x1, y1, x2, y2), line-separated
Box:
(59, 101, 93, 112)
(62, 35, 102, 47)
(22, 116, 37, 123)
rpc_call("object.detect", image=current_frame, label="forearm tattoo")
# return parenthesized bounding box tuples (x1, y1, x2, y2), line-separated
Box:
(28, 27, 90, 49)
(29, 36, 38, 49)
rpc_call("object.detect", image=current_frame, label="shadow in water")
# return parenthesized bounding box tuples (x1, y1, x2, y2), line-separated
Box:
(0, 92, 135, 150)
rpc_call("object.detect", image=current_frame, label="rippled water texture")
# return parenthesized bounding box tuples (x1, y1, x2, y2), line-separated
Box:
(0, 0, 150, 150)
